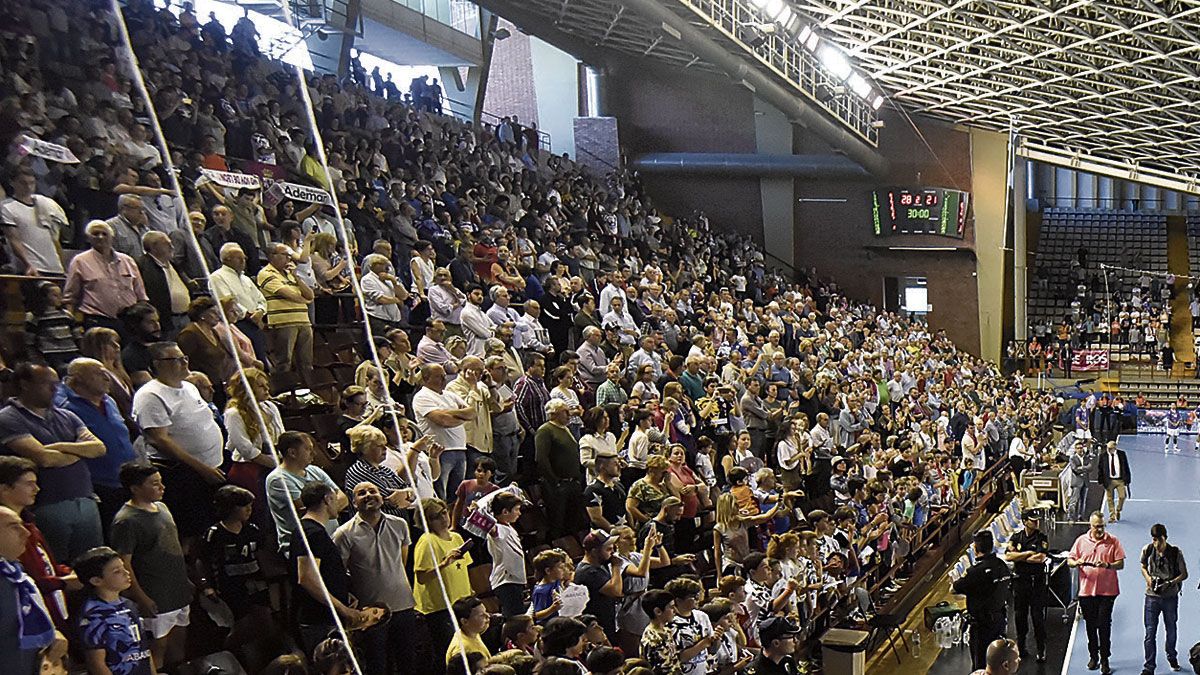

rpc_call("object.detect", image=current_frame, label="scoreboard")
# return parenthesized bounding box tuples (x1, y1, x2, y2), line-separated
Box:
(871, 188, 969, 237)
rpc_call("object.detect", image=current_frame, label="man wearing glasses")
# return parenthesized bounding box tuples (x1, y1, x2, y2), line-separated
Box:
(131, 342, 225, 546)
(1069, 511, 1126, 674)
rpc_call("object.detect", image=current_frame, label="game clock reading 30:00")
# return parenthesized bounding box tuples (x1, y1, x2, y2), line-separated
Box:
(871, 188, 969, 238)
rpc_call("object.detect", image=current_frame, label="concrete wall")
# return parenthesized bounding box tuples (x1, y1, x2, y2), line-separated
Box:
(529, 37, 578, 154)
(755, 96, 795, 268)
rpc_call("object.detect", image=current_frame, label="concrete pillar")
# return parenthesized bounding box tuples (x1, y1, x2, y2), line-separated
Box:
(1055, 167, 1076, 208)
(1164, 190, 1181, 212)
(1124, 181, 1141, 211)
(1035, 162, 1055, 209)
(1143, 186, 1160, 212)
(1013, 152, 1028, 340)
(1098, 176, 1115, 210)
(1076, 171, 1098, 209)
(1187, 194, 1200, 212)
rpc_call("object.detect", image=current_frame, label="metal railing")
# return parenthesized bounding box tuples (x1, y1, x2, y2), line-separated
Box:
(674, 0, 879, 146)
(442, 95, 552, 152)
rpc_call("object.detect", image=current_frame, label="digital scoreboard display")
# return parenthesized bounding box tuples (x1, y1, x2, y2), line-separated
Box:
(871, 188, 969, 238)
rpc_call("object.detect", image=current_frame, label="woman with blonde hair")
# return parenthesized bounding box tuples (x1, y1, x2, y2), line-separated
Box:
(626, 454, 672, 527)
(310, 231, 353, 323)
(79, 327, 135, 418)
(343, 424, 414, 516)
(224, 367, 282, 527)
(712, 491, 780, 575)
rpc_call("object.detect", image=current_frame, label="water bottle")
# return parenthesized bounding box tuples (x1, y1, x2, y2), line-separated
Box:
(912, 629, 922, 658)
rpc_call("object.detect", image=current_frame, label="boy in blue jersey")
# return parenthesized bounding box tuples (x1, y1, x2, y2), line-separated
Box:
(75, 546, 156, 675)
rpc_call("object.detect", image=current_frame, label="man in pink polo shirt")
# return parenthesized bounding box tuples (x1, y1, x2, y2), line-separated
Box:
(1069, 511, 1125, 674)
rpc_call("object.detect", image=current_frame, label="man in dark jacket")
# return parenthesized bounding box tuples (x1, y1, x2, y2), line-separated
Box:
(137, 231, 194, 337)
(1097, 441, 1131, 522)
(953, 530, 1012, 671)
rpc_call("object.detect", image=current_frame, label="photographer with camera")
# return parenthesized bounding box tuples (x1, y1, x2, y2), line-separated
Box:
(1140, 523, 1188, 675)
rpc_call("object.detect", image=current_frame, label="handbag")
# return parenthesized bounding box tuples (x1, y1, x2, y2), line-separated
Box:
(923, 600, 964, 630)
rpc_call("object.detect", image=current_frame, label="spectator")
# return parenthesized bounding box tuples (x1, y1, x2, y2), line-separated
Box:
(0, 363, 106, 562)
(56, 358, 138, 528)
(131, 341, 225, 543)
(208, 243, 270, 368)
(413, 363, 474, 501)
(74, 545, 155, 675)
(137, 230, 193, 337)
(429, 268, 466, 335)
(117, 303, 161, 389)
(289, 481, 378, 654)
(24, 281, 81, 372)
(413, 497, 473, 671)
(343, 425, 413, 517)
(447, 596, 492, 664)
(257, 242, 315, 375)
(107, 195, 151, 258)
(0, 504, 61, 675)
(1, 165, 67, 276)
(110, 463, 192, 671)
(334, 481, 426, 675)
(446, 356, 498, 472)
(486, 356, 521, 483)
(361, 253, 409, 332)
(488, 492, 527, 617)
(537, 399, 586, 538)
(265, 431, 347, 553)
(63, 220, 148, 334)
(176, 297, 232, 400)
(172, 211, 219, 281)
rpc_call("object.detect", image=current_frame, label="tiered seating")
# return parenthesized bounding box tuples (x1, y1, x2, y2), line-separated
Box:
(1186, 216, 1200, 351)
(1028, 208, 1168, 363)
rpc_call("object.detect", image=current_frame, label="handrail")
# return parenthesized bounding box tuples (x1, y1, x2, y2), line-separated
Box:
(441, 95, 552, 152)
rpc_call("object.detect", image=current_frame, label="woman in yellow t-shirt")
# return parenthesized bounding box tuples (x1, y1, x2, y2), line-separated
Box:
(413, 498, 474, 662)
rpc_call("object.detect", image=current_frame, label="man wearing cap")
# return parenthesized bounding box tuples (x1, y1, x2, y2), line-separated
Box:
(1069, 511, 1125, 674)
(746, 617, 802, 675)
(574, 531, 625, 636)
(1005, 511, 1049, 662)
(953, 530, 1012, 671)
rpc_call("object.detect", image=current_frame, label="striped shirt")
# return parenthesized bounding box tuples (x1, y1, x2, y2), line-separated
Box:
(343, 459, 410, 517)
(256, 265, 310, 327)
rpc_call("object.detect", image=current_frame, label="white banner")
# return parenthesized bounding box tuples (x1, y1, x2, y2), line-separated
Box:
(199, 169, 262, 190)
(18, 136, 79, 164)
(270, 181, 332, 206)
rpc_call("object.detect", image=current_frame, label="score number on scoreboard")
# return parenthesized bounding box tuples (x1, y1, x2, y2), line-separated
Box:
(871, 188, 969, 237)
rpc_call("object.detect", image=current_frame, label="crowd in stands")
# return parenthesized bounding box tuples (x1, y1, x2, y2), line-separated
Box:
(1028, 247, 1173, 371)
(0, 1, 1066, 675)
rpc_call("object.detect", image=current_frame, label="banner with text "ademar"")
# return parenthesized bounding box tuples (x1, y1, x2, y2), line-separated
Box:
(265, 181, 332, 207)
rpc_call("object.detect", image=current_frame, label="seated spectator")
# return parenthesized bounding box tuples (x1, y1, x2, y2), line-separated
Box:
(64, 220, 148, 335)
(0, 363, 106, 563)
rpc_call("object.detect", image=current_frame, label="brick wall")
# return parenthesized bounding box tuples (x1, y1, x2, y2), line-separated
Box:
(482, 18, 539, 126)
(573, 116, 620, 173)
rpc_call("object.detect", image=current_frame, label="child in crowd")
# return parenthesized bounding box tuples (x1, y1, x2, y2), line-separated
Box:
(76, 545, 156, 675)
(530, 548, 568, 622)
(25, 281, 80, 371)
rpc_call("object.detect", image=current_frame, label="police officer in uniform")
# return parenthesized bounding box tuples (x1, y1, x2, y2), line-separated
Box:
(747, 617, 801, 675)
(1005, 510, 1049, 663)
(953, 530, 1012, 671)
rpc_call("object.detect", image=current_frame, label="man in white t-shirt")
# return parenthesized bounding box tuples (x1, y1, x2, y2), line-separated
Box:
(412, 363, 475, 503)
(0, 166, 66, 275)
(131, 341, 224, 542)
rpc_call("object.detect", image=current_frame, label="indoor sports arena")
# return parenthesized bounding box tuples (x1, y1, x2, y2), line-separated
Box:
(1, 1, 1198, 675)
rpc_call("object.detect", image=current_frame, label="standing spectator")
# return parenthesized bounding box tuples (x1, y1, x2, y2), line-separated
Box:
(1069, 511, 1125, 675)
(0, 363, 106, 562)
(638, 589, 683, 675)
(413, 364, 475, 501)
(137, 230, 193, 337)
(513, 352, 550, 475)
(264, 431, 348, 553)
(446, 597, 491, 664)
(446, 356, 498, 472)
(487, 492, 526, 617)
(334, 481, 426, 675)
(361, 253, 408, 332)
(24, 281, 80, 371)
(428, 268, 466, 336)
(486, 356, 521, 483)
(460, 285, 495, 357)
(57, 358, 138, 529)
(108, 195, 151, 258)
(575, 531, 625, 637)
(536, 399, 586, 539)
(257, 242, 314, 375)
(0, 504, 60, 675)
(64, 220, 148, 334)
(1140, 523, 1187, 675)
(417, 320, 457, 372)
(131, 342, 225, 544)
(172, 212, 219, 282)
(110, 463, 193, 671)
(1, 165, 67, 276)
(0, 457, 75, 632)
(289, 482, 376, 654)
(208, 243, 269, 368)
(412, 497, 473, 673)
(75, 545, 155, 675)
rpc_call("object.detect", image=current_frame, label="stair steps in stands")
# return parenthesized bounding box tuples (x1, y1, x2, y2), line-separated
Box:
(1166, 215, 1197, 377)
